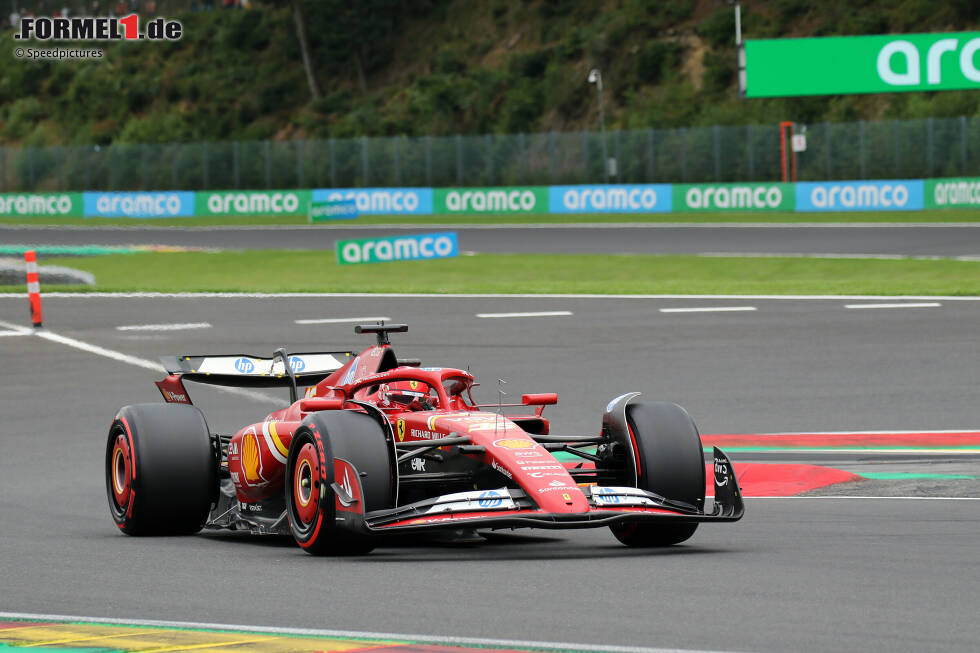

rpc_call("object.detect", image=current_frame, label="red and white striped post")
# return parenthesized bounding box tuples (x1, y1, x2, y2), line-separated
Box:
(24, 249, 43, 329)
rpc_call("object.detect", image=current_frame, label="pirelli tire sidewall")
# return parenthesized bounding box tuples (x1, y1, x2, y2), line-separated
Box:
(105, 403, 217, 536)
(285, 410, 394, 556)
(284, 422, 336, 551)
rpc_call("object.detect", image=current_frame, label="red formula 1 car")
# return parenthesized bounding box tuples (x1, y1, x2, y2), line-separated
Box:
(106, 323, 743, 555)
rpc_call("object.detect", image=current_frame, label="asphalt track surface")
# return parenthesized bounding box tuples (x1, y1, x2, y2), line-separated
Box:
(1, 295, 978, 653)
(2, 223, 980, 256)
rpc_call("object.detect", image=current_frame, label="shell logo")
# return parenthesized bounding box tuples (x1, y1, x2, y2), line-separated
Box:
(493, 438, 537, 450)
(242, 431, 261, 484)
(397, 419, 406, 442)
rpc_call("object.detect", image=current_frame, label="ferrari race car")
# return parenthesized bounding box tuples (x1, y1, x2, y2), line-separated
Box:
(106, 323, 743, 555)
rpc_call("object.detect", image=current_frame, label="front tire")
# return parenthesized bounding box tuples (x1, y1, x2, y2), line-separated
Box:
(106, 403, 217, 535)
(285, 410, 394, 555)
(610, 401, 705, 547)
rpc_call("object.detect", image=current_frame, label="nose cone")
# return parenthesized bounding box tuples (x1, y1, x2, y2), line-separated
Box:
(481, 433, 590, 513)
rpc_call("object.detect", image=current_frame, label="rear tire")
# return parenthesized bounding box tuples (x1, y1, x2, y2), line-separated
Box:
(106, 403, 217, 535)
(285, 411, 394, 556)
(611, 401, 705, 547)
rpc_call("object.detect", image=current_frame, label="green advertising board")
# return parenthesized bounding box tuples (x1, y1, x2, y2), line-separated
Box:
(309, 199, 358, 222)
(0, 193, 83, 217)
(672, 183, 794, 212)
(434, 187, 548, 214)
(924, 177, 980, 209)
(336, 232, 459, 265)
(745, 32, 980, 97)
(196, 190, 311, 215)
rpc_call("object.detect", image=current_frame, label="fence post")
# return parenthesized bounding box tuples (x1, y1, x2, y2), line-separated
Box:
(85, 147, 93, 191)
(329, 138, 336, 187)
(455, 134, 463, 185)
(859, 120, 866, 179)
(297, 139, 304, 188)
(549, 131, 557, 183)
(202, 141, 209, 189)
(646, 128, 654, 181)
(680, 127, 688, 182)
(960, 115, 968, 175)
(746, 124, 754, 180)
(582, 131, 589, 182)
(425, 136, 432, 186)
(56, 146, 63, 191)
(713, 125, 721, 181)
(140, 144, 148, 190)
(519, 132, 526, 184)
(264, 140, 272, 188)
(361, 136, 369, 186)
(394, 137, 401, 186)
(892, 120, 899, 177)
(824, 121, 831, 180)
(614, 129, 621, 180)
(233, 141, 240, 188)
(485, 134, 493, 186)
(28, 147, 35, 190)
(927, 117, 934, 178)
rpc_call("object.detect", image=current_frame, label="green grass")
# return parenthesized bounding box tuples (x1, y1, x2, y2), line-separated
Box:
(4, 251, 977, 295)
(2, 209, 980, 228)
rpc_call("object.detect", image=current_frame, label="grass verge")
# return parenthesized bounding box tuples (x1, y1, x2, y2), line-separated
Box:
(2, 251, 977, 295)
(2, 209, 980, 228)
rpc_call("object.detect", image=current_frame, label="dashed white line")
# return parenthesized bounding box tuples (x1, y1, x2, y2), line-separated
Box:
(660, 306, 757, 313)
(294, 316, 391, 325)
(116, 322, 212, 332)
(844, 302, 942, 309)
(1, 292, 979, 300)
(476, 311, 573, 319)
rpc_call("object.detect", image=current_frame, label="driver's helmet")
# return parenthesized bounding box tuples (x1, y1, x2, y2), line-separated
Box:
(380, 380, 433, 409)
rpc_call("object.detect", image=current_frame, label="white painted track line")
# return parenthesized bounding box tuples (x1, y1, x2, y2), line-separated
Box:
(1, 292, 979, 300)
(35, 330, 167, 373)
(844, 302, 942, 309)
(476, 311, 573, 319)
(295, 316, 391, 324)
(660, 306, 757, 313)
(0, 318, 280, 405)
(116, 322, 212, 331)
(0, 612, 750, 653)
(0, 319, 33, 336)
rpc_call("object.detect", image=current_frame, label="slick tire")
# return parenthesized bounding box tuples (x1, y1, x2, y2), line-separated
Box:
(106, 403, 218, 536)
(285, 410, 394, 556)
(611, 401, 705, 547)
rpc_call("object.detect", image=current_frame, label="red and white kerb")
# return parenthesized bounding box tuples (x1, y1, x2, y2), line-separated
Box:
(24, 249, 42, 328)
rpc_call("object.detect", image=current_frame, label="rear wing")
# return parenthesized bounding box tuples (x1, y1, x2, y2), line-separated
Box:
(160, 350, 354, 389)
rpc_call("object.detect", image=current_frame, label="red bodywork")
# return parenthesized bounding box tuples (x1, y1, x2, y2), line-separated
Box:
(156, 337, 743, 535)
(220, 342, 587, 512)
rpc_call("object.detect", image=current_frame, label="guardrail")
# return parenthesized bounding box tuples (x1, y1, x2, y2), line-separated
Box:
(2, 178, 978, 218)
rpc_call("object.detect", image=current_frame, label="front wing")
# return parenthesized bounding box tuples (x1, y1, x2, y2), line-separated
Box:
(335, 447, 744, 535)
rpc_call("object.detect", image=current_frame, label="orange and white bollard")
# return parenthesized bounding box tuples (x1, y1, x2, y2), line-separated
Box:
(24, 249, 43, 329)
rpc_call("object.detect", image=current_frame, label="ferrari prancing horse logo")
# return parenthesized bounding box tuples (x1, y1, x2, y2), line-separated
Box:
(397, 419, 406, 442)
